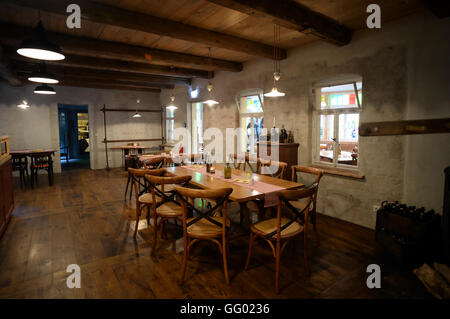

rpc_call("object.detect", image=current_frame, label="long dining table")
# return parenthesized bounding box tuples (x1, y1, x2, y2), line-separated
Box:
(166, 164, 304, 227)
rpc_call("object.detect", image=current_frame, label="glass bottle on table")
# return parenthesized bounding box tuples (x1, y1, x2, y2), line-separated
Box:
(224, 155, 232, 179)
(206, 152, 212, 173)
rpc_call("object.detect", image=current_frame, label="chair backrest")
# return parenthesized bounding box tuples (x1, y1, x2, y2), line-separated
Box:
(291, 166, 323, 184)
(257, 159, 287, 179)
(145, 173, 192, 209)
(30, 152, 53, 168)
(175, 187, 233, 234)
(231, 153, 246, 170)
(266, 183, 318, 240)
(128, 167, 160, 203)
(291, 166, 323, 213)
(142, 155, 165, 169)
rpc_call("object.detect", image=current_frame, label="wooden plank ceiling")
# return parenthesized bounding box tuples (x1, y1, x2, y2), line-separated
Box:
(0, 0, 424, 92)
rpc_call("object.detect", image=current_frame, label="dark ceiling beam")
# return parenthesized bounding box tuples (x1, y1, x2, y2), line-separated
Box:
(206, 0, 351, 46)
(17, 76, 163, 93)
(5, 47, 210, 78)
(0, 22, 243, 72)
(58, 81, 162, 93)
(18, 73, 175, 90)
(6, 0, 285, 60)
(13, 61, 191, 86)
(0, 46, 21, 86)
(421, 0, 450, 18)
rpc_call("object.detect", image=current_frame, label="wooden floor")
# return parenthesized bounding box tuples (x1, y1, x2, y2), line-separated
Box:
(0, 168, 431, 298)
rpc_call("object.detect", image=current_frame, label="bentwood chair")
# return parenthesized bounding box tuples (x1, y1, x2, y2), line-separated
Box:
(30, 152, 54, 187)
(245, 184, 318, 293)
(175, 187, 233, 285)
(291, 166, 324, 243)
(129, 167, 161, 238)
(12, 154, 29, 188)
(257, 159, 287, 179)
(125, 156, 165, 200)
(145, 171, 192, 255)
(231, 153, 246, 170)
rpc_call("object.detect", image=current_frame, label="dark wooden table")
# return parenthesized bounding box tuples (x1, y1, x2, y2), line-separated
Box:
(10, 149, 57, 187)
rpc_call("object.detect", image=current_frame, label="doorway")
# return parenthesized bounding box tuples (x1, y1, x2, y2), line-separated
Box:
(58, 104, 90, 170)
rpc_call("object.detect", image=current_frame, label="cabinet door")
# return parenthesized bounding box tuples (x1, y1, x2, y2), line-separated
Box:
(4, 160, 14, 220)
(0, 164, 6, 235)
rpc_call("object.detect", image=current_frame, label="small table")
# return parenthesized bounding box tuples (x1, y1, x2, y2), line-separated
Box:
(10, 149, 57, 187)
(110, 145, 150, 170)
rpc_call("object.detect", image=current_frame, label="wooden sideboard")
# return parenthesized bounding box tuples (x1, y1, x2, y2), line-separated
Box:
(257, 142, 299, 180)
(0, 136, 14, 238)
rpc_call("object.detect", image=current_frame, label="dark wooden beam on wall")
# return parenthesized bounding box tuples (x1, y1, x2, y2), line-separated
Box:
(207, 0, 351, 46)
(0, 22, 243, 72)
(6, 0, 285, 60)
(14, 61, 191, 86)
(359, 118, 450, 137)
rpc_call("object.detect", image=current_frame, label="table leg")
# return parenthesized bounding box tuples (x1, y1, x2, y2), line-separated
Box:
(239, 202, 250, 229)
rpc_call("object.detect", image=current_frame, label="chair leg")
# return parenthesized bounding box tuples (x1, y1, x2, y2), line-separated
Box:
(151, 215, 158, 255)
(19, 169, 24, 189)
(129, 180, 133, 201)
(244, 232, 255, 270)
(275, 238, 281, 294)
(312, 212, 320, 245)
(303, 232, 310, 276)
(146, 205, 151, 225)
(47, 169, 52, 186)
(133, 205, 141, 238)
(180, 237, 189, 284)
(222, 235, 230, 285)
(125, 175, 131, 198)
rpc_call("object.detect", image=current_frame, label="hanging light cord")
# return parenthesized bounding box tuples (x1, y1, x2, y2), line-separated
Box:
(272, 24, 281, 86)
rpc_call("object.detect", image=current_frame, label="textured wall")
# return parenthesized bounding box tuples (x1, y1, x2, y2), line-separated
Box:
(0, 84, 161, 172)
(162, 11, 450, 229)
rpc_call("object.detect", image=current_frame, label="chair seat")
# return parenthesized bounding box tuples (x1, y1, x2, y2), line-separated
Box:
(138, 193, 161, 205)
(251, 217, 303, 239)
(157, 201, 183, 217)
(187, 216, 230, 238)
(33, 164, 49, 168)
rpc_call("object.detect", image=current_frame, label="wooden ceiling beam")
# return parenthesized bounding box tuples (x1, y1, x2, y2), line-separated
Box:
(0, 22, 243, 72)
(421, 0, 450, 18)
(7, 0, 285, 60)
(4, 47, 210, 78)
(13, 61, 191, 86)
(206, 0, 351, 46)
(18, 76, 162, 93)
(58, 81, 162, 93)
(0, 45, 21, 86)
(17, 73, 175, 90)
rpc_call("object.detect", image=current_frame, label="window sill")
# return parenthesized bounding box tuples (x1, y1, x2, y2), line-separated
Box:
(310, 165, 365, 180)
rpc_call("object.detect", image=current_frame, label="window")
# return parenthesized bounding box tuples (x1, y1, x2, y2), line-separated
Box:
(314, 80, 362, 168)
(191, 103, 203, 153)
(239, 93, 264, 154)
(166, 108, 174, 142)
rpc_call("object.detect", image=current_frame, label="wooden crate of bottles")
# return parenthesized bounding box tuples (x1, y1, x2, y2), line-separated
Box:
(375, 201, 441, 265)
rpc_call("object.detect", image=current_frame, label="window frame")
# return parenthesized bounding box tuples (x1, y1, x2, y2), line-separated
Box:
(165, 108, 175, 143)
(312, 78, 362, 171)
(236, 89, 264, 154)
